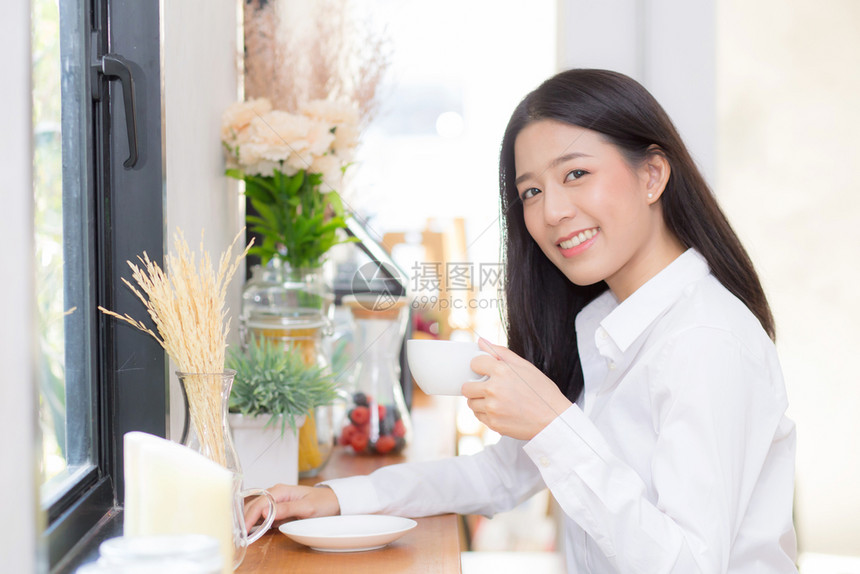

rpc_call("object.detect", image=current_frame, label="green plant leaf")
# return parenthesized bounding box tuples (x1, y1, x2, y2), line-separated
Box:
(286, 171, 305, 195)
(245, 215, 272, 229)
(247, 245, 277, 260)
(326, 192, 346, 217)
(247, 175, 278, 194)
(242, 168, 353, 269)
(318, 216, 347, 234)
(227, 337, 339, 437)
(250, 198, 277, 226)
(244, 185, 274, 205)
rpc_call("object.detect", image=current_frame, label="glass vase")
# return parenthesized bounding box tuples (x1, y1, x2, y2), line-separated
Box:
(338, 295, 412, 456)
(176, 371, 276, 571)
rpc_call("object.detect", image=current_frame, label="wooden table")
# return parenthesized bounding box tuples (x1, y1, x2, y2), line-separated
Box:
(237, 393, 463, 573)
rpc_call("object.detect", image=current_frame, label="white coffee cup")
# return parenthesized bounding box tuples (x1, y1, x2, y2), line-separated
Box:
(406, 339, 490, 396)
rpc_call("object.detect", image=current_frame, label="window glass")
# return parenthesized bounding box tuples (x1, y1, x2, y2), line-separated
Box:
(34, 0, 95, 506)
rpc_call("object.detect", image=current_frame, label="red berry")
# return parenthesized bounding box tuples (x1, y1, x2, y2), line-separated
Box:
(377, 405, 387, 419)
(393, 419, 406, 438)
(339, 424, 359, 446)
(351, 432, 369, 453)
(374, 435, 396, 454)
(350, 406, 370, 425)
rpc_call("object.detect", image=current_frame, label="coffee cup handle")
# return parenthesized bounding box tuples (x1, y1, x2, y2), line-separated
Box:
(241, 488, 276, 544)
(467, 352, 492, 383)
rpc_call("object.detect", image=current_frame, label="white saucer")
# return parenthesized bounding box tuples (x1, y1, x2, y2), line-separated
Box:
(278, 515, 417, 552)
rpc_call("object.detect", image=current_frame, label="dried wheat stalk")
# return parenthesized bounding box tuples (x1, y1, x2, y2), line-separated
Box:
(99, 229, 252, 466)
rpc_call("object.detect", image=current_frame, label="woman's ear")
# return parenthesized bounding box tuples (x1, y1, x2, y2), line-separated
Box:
(642, 145, 671, 205)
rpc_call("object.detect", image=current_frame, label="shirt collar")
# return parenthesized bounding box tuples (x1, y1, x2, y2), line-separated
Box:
(599, 248, 711, 354)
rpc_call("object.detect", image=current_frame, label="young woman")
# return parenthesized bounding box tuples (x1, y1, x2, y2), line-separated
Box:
(246, 69, 798, 573)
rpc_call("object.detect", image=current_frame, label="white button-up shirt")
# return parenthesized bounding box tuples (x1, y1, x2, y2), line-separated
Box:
(324, 249, 797, 573)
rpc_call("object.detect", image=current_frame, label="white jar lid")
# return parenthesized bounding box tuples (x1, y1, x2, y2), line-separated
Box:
(82, 534, 223, 573)
(77, 560, 216, 574)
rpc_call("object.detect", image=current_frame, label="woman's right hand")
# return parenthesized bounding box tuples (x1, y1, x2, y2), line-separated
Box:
(244, 484, 341, 532)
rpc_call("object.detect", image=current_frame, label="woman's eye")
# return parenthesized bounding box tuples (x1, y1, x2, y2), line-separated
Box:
(565, 169, 587, 182)
(520, 187, 540, 200)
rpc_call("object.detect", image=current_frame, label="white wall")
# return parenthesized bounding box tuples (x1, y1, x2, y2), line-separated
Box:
(557, 0, 716, 181)
(0, 1, 41, 572)
(717, 0, 860, 557)
(161, 0, 243, 438)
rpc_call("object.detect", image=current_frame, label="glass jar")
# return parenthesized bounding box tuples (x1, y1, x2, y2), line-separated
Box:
(338, 295, 412, 455)
(239, 263, 334, 349)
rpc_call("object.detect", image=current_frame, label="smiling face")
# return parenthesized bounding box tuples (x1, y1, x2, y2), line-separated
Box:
(514, 119, 683, 300)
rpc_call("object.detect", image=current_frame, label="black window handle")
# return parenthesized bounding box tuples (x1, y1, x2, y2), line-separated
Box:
(96, 54, 139, 168)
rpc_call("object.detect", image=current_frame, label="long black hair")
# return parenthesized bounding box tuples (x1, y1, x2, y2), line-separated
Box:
(499, 69, 774, 402)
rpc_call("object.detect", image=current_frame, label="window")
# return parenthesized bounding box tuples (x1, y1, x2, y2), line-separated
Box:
(34, 0, 166, 569)
(34, 0, 93, 507)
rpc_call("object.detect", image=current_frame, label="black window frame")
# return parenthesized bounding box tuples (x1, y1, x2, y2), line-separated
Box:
(42, 0, 166, 570)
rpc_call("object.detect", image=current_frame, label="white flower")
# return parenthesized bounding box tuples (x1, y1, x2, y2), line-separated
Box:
(285, 149, 315, 174)
(223, 98, 359, 177)
(235, 143, 264, 168)
(246, 160, 284, 178)
(311, 154, 344, 191)
(304, 118, 337, 157)
(332, 123, 360, 162)
(250, 110, 310, 147)
(221, 98, 272, 144)
(236, 142, 288, 171)
(300, 99, 359, 127)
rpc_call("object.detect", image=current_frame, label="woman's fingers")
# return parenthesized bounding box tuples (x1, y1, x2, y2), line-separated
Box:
(471, 339, 514, 380)
(461, 380, 486, 399)
(471, 338, 531, 379)
(478, 337, 525, 364)
(463, 338, 573, 440)
(466, 338, 524, 396)
(276, 485, 340, 519)
(244, 493, 273, 531)
(243, 484, 340, 531)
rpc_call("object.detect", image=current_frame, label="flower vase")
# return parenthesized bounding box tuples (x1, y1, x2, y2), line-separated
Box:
(176, 371, 276, 571)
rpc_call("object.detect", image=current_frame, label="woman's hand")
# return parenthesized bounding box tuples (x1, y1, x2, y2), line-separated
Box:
(244, 484, 340, 532)
(462, 339, 572, 441)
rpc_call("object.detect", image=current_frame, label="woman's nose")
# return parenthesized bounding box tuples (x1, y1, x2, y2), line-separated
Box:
(543, 187, 577, 226)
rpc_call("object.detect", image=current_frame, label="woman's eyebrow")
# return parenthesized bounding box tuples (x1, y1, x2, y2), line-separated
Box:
(515, 152, 593, 186)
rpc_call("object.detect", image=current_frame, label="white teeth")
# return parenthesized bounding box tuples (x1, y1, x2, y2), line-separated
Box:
(559, 228, 597, 249)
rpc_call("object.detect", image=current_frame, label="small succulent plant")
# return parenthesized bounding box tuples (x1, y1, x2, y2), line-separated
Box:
(227, 337, 339, 435)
